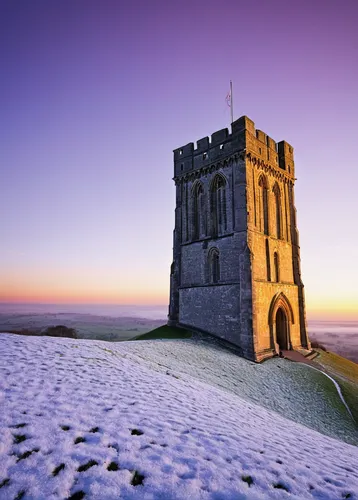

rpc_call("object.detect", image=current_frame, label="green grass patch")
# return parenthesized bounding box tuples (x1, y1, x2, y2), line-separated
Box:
(68, 491, 85, 500)
(77, 460, 98, 472)
(131, 471, 145, 486)
(13, 434, 27, 444)
(17, 448, 39, 462)
(52, 463, 65, 476)
(131, 325, 191, 341)
(273, 483, 289, 492)
(316, 350, 358, 384)
(14, 490, 26, 500)
(0, 478, 10, 488)
(241, 475, 253, 487)
(315, 350, 358, 426)
(74, 436, 86, 444)
(107, 461, 119, 471)
(131, 429, 143, 436)
(306, 369, 351, 418)
(333, 377, 358, 425)
(101, 347, 114, 354)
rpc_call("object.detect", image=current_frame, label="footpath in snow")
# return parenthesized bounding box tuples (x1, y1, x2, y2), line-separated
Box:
(0, 333, 357, 500)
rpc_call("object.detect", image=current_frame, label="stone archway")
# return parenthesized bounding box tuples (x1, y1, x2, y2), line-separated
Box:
(268, 293, 294, 354)
(276, 307, 288, 350)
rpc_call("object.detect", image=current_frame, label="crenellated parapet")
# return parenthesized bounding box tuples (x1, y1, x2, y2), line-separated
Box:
(173, 115, 295, 180)
(174, 150, 294, 186)
(278, 141, 295, 176)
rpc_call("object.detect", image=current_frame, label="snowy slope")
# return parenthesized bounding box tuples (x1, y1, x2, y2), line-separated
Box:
(0, 333, 357, 500)
(119, 339, 357, 444)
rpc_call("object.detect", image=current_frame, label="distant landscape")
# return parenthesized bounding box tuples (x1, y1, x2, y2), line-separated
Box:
(309, 320, 358, 364)
(0, 303, 357, 363)
(0, 303, 164, 342)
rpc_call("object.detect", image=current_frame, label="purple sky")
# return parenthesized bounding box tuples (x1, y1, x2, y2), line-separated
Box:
(1, 0, 357, 317)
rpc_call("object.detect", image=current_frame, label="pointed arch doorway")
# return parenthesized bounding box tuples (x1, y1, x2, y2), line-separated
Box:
(276, 307, 289, 350)
(269, 293, 294, 354)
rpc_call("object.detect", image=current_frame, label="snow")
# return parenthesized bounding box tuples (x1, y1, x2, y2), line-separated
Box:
(0, 333, 357, 500)
(118, 339, 357, 444)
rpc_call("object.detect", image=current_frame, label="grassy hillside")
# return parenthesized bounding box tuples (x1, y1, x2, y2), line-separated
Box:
(121, 339, 357, 444)
(131, 325, 191, 340)
(315, 349, 358, 384)
(337, 378, 358, 425)
(133, 331, 357, 428)
(315, 349, 358, 425)
(132, 332, 358, 432)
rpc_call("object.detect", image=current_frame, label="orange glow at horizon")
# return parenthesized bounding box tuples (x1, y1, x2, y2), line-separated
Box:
(0, 268, 170, 305)
(1, 269, 357, 318)
(1, 291, 357, 320)
(0, 288, 169, 306)
(305, 295, 358, 321)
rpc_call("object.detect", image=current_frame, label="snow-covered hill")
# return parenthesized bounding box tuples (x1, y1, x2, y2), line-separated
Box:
(0, 333, 357, 500)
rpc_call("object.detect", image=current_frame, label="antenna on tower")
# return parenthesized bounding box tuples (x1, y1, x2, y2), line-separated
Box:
(225, 80, 234, 124)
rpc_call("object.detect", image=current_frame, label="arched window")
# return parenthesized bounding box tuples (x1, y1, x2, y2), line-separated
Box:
(192, 182, 205, 240)
(185, 183, 189, 241)
(211, 174, 227, 237)
(258, 175, 269, 235)
(273, 183, 282, 239)
(266, 239, 271, 281)
(209, 248, 220, 283)
(274, 252, 280, 282)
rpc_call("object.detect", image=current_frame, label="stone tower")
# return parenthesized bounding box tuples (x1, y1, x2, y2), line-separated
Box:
(168, 116, 311, 362)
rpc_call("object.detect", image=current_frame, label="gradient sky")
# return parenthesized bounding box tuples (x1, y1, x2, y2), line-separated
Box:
(1, 0, 357, 318)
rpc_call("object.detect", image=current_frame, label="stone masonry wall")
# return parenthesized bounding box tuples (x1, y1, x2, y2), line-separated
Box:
(244, 123, 309, 358)
(181, 235, 240, 287)
(179, 284, 241, 346)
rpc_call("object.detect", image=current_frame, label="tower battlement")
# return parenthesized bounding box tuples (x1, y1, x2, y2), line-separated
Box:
(174, 116, 295, 178)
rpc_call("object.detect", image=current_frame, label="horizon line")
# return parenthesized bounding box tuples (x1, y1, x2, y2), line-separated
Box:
(0, 300, 357, 322)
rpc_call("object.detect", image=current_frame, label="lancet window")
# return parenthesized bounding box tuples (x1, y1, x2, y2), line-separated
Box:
(192, 182, 205, 240)
(185, 183, 189, 241)
(273, 183, 282, 239)
(211, 174, 227, 237)
(258, 175, 269, 235)
(266, 239, 271, 281)
(209, 248, 220, 284)
(274, 252, 280, 282)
